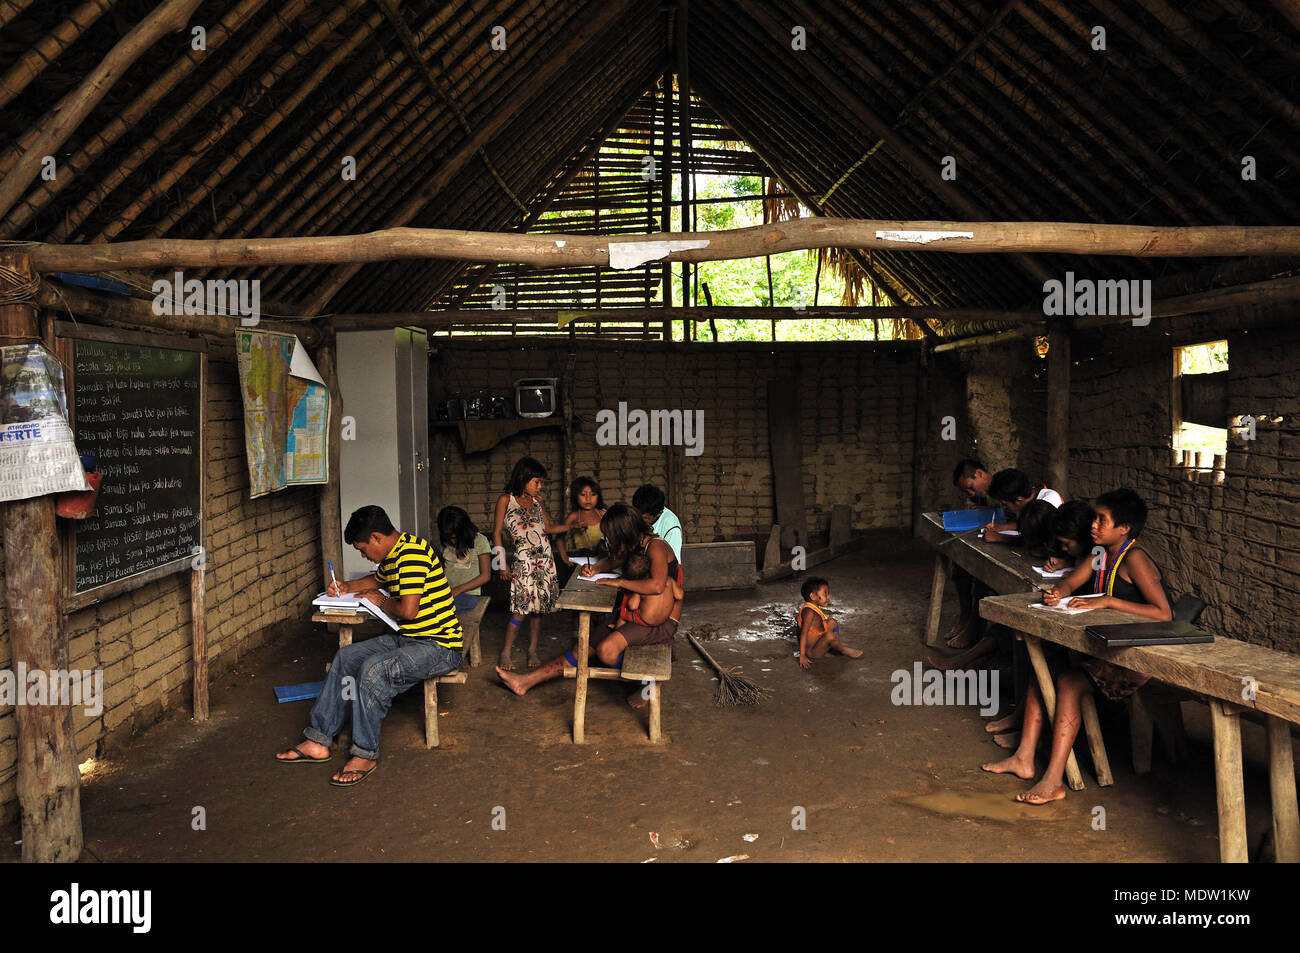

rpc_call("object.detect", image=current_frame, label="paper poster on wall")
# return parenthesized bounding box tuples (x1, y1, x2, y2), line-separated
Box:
(235, 330, 329, 498)
(0, 343, 89, 502)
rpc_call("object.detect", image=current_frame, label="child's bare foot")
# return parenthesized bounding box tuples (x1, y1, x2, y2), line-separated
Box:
(496, 666, 528, 696)
(985, 711, 1019, 733)
(836, 644, 863, 659)
(993, 730, 1021, 749)
(1016, 780, 1067, 804)
(946, 620, 974, 649)
(628, 687, 650, 710)
(981, 753, 1036, 779)
(527, 651, 542, 669)
(498, 648, 515, 671)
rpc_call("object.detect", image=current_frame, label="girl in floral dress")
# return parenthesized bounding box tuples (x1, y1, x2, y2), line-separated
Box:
(492, 457, 569, 669)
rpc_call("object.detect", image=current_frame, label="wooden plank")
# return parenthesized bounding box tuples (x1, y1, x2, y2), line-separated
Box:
(621, 644, 672, 681)
(556, 572, 619, 613)
(563, 666, 622, 680)
(681, 540, 756, 590)
(758, 532, 874, 582)
(1267, 716, 1300, 863)
(434, 671, 468, 685)
(924, 553, 946, 648)
(979, 593, 1300, 724)
(1209, 699, 1248, 863)
(767, 376, 806, 551)
(1181, 371, 1228, 428)
(1023, 635, 1086, 791)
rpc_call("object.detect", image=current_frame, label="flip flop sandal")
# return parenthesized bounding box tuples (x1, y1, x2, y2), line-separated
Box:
(329, 765, 376, 787)
(276, 745, 331, 764)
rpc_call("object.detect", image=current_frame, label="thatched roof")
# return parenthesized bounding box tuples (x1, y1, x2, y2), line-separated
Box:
(2, 0, 1297, 326)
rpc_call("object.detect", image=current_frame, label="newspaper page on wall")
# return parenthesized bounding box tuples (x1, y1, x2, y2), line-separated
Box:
(234, 330, 329, 498)
(0, 343, 89, 502)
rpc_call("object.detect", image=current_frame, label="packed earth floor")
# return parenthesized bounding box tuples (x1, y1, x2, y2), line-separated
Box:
(3, 531, 1277, 862)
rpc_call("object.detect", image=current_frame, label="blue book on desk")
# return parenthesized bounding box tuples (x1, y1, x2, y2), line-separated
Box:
(942, 508, 1004, 532)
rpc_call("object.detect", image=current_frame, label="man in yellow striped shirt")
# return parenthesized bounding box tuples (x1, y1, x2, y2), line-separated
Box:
(275, 506, 463, 786)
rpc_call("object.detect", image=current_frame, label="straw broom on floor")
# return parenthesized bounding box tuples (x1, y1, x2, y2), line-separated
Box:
(685, 629, 769, 706)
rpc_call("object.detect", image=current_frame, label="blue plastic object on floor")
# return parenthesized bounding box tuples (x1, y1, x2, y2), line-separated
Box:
(274, 681, 324, 703)
(941, 508, 1004, 532)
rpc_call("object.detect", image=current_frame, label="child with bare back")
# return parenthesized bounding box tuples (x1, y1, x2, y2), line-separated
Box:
(797, 577, 862, 669)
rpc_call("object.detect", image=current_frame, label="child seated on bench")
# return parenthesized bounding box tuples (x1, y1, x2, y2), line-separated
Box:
(1041, 500, 1098, 573)
(797, 577, 863, 670)
(982, 488, 1172, 804)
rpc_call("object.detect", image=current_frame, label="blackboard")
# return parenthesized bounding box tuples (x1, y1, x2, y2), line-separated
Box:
(56, 324, 205, 611)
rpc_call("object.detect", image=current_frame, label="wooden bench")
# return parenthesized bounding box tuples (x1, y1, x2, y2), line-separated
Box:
(981, 592, 1300, 863)
(458, 595, 490, 666)
(563, 643, 672, 743)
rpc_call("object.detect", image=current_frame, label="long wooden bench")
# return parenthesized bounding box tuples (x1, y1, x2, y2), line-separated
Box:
(981, 591, 1300, 864)
(563, 643, 672, 743)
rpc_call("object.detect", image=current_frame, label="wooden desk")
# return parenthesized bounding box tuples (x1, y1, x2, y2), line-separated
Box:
(917, 512, 1043, 647)
(980, 592, 1300, 864)
(555, 572, 618, 743)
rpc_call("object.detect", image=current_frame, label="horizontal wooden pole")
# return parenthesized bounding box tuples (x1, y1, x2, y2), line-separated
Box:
(934, 274, 1300, 352)
(24, 219, 1300, 274)
(35, 282, 323, 346)
(329, 305, 1039, 330)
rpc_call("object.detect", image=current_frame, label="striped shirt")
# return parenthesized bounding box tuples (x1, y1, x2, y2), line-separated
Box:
(374, 533, 463, 649)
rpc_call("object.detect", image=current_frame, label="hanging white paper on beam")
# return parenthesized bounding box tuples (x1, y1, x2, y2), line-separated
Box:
(607, 239, 710, 270)
(875, 229, 975, 245)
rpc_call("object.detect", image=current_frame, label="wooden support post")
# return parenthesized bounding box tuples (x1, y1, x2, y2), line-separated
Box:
(1266, 716, 1300, 863)
(190, 568, 208, 722)
(0, 252, 82, 862)
(1078, 692, 1113, 786)
(1128, 692, 1154, 775)
(315, 328, 344, 591)
(573, 610, 591, 743)
(1209, 698, 1248, 863)
(648, 682, 662, 744)
(911, 344, 930, 535)
(924, 554, 947, 648)
(1046, 322, 1070, 498)
(424, 680, 439, 749)
(1022, 634, 1086, 791)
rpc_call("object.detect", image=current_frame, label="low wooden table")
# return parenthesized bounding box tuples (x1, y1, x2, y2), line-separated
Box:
(980, 591, 1300, 864)
(917, 512, 1043, 648)
(554, 572, 618, 743)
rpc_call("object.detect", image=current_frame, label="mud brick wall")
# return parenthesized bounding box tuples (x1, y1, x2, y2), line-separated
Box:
(430, 339, 939, 546)
(959, 305, 1300, 652)
(0, 347, 322, 825)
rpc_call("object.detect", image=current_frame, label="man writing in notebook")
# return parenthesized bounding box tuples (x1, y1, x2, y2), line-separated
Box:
(275, 506, 463, 786)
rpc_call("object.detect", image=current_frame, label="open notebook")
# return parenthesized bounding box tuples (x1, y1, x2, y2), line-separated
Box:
(312, 590, 400, 631)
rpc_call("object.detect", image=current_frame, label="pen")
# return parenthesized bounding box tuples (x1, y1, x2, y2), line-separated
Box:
(329, 560, 338, 594)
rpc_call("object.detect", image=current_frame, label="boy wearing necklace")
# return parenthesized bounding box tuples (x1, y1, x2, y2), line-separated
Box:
(982, 488, 1171, 805)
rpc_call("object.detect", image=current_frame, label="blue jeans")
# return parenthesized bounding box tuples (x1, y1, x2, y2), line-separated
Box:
(305, 634, 462, 759)
(453, 593, 479, 612)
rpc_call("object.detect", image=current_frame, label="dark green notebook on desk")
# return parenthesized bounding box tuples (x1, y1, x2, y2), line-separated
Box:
(1086, 621, 1214, 647)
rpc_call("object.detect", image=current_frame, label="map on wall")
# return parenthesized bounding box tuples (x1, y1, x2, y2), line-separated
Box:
(235, 330, 329, 498)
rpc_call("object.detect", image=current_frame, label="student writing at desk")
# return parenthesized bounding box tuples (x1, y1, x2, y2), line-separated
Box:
(275, 506, 463, 786)
(982, 489, 1171, 804)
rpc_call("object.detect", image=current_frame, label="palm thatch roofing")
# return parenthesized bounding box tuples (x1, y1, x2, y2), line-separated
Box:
(2, 0, 1298, 335)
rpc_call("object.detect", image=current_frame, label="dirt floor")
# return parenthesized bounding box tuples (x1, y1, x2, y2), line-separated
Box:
(2, 530, 1280, 862)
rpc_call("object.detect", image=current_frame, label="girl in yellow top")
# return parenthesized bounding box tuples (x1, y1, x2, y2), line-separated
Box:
(796, 577, 863, 670)
(562, 476, 606, 559)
